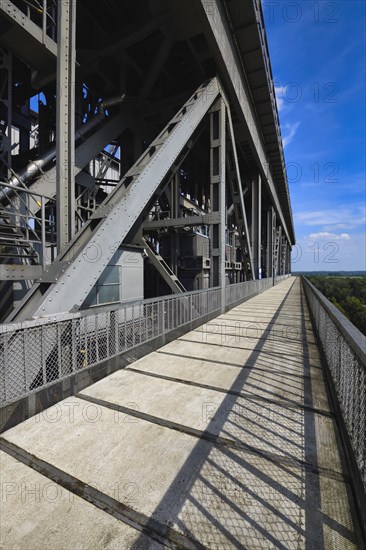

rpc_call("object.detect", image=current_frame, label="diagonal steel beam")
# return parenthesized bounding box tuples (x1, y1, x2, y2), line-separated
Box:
(138, 26, 176, 101)
(138, 236, 186, 294)
(9, 78, 221, 320)
(219, 88, 254, 278)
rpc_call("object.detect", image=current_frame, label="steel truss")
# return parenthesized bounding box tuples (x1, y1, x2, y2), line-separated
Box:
(1, 0, 294, 323)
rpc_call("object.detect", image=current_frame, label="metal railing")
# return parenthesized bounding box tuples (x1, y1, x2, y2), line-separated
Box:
(0, 275, 290, 407)
(0, 182, 57, 268)
(302, 277, 366, 492)
(13, 0, 58, 41)
(225, 277, 274, 306)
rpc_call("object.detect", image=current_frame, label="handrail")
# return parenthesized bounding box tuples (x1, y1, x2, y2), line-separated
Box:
(0, 181, 55, 202)
(302, 275, 366, 518)
(302, 276, 366, 366)
(18, 0, 58, 41)
(0, 182, 57, 268)
(0, 275, 292, 333)
(0, 277, 284, 408)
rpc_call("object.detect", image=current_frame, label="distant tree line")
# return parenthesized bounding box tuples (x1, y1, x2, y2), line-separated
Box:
(307, 276, 366, 336)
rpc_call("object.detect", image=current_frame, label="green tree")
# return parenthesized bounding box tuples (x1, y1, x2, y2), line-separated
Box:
(341, 296, 366, 335)
(330, 297, 347, 317)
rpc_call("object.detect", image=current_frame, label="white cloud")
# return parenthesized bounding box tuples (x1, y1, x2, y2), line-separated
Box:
(291, 232, 366, 271)
(308, 232, 350, 241)
(295, 207, 366, 229)
(282, 121, 300, 147)
(323, 223, 348, 231)
(274, 86, 285, 112)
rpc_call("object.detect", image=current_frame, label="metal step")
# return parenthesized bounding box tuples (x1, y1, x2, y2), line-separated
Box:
(0, 252, 38, 260)
(0, 227, 24, 239)
(0, 211, 39, 266)
(140, 236, 186, 294)
(0, 237, 33, 246)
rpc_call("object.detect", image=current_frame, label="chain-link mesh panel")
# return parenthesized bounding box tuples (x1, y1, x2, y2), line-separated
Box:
(1, 278, 282, 407)
(224, 275, 282, 306)
(303, 278, 366, 491)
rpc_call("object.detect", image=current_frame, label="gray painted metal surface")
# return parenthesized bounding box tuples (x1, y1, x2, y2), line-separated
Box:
(139, 236, 186, 294)
(10, 79, 221, 319)
(199, 0, 293, 245)
(56, 0, 76, 252)
(224, 97, 254, 275)
(0, 0, 57, 80)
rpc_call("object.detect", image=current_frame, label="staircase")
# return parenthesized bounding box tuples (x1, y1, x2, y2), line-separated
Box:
(158, 189, 171, 214)
(0, 209, 39, 264)
(140, 236, 186, 294)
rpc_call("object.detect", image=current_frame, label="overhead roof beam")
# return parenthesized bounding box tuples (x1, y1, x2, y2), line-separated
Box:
(197, 0, 294, 244)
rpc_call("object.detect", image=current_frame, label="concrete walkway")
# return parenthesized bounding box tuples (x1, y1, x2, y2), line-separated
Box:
(0, 277, 362, 549)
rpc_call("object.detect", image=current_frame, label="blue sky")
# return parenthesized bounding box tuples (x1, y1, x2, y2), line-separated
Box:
(263, 0, 366, 271)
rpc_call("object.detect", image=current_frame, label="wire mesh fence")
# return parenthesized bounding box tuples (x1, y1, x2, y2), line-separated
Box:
(225, 277, 274, 306)
(0, 276, 289, 407)
(302, 277, 366, 491)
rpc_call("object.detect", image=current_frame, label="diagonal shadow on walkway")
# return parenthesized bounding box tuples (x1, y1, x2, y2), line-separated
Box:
(128, 278, 358, 549)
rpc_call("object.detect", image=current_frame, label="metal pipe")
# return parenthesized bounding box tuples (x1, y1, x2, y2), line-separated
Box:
(4, 93, 126, 191)
(6, 115, 101, 189)
(100, 94, 126, 113)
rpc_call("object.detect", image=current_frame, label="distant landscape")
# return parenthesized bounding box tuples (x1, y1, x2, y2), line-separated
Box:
(294, 272, 366, 336)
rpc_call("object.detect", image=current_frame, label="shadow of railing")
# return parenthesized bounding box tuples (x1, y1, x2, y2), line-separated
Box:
(128, 277, 360, 548)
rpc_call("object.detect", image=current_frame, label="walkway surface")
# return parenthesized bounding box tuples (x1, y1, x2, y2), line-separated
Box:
(0, 277, 362, 549)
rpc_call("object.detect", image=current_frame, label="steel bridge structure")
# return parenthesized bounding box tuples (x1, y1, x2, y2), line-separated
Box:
(0, 0, 294, 323)
(0, 1, 365, 549)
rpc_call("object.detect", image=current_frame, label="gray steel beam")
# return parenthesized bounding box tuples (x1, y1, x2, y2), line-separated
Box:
(9, 79, 220, 320)
(266, 207, 274, 281)
(0, 1, 57, 86)
(80, 15, 171, 69)
(198, 0, 292, 246)
(209, 98, 226, 311)
(138, 26, 175, 101)
(0, 265, 43, 281)
(24, 110, 130, 216)
(251, 174, 261, 278)
(223, 89, 254, 278)
(288, 242, 292, 274)
(0, 47, 12, 181)
(138, 236, 186, 294)
(144, 212, 220, 230)
(56, 0, 76, 253)
(276, 225, 282, 276)
(170, 173, 180, 275)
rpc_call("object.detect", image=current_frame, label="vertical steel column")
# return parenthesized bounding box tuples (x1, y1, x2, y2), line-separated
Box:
(251, 174, 262, 279)
(272, 210, 277, 284)
(170, 172, 180, 275)
(283, 238, 288, 275)
(281, 235, 286, 275)
(0, 48, 12, 180)
(56, 0, 76, 254)
(288, 242, 292, 274)
(276, 225, 282, 276)
(266, 207, 274, 280)
(209, 99, 226, 312)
